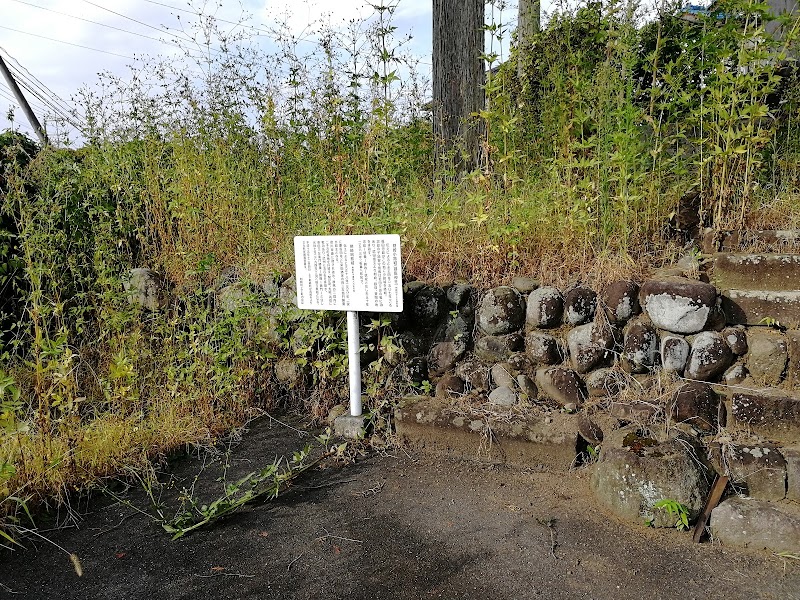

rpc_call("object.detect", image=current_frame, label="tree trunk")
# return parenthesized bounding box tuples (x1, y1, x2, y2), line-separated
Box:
(432, 0, 484, 171)
(517, 0, 540, 80)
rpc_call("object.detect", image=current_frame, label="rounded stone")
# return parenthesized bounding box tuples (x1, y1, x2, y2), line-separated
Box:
(476, 286, 526, 335)
(435, 374, 465, 399)
(535, 367, 587, 407)
(526, 287, 564, 329)
(685, 331, 734, 381)
(488, 386, 518, 407)
(622, 319, 659, 373)
(409, 286, 447, 327)
(661, 335, 690, 374)
(475, 333, 524, 363)
(455, 358, 490, 392)
(428, 340, 467, 378)
(670, 381, 721, 431)
(585, 368, 627, 397)
(567, 323, 608, 374)
(564, 287, 598, 326)
(122, 268, 166, 311)
(639, 277, 717, 334)
(723, 326, 748, 355)
(491, 362, 518, 389)
(511, 276, 540, 294)
(601, 280, 640, 324)
(525, 332, 564, 365)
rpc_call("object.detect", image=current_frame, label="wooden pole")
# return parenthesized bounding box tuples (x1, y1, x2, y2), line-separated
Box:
(432, 0, 484, 171)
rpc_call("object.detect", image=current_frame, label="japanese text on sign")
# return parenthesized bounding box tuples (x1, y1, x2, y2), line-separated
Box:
(293, 234, 403, 312)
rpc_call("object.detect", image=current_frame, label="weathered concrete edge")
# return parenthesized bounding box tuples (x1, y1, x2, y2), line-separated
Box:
(394, 396, 582, 471)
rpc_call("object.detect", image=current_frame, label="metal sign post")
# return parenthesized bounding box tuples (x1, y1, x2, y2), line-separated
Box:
(294, 235, 403, 426)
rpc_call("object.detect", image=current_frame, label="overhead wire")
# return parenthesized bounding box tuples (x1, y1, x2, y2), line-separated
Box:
(9, 0, 195, 53)
(0, 47, 86, 129)
(0, 25, 137, 59)
(2, 58, 76, 119)
(79, 0, 223, 56)
(0, 81, 52, 117)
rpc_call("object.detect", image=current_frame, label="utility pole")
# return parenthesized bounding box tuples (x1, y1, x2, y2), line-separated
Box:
(432, 0, 484, 172)
(0, 53, 48, 145)
(517, 0, 540, 79)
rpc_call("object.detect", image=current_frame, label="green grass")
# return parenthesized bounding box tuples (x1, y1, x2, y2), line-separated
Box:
(1, 0, 799, 540)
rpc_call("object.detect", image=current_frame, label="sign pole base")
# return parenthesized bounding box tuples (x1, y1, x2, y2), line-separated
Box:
(334, 311, 367, 440)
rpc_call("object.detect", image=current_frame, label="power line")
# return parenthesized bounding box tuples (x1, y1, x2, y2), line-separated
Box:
(0, 47, 86, 126)
(139, 0, 325, 48)
(2, 58, 77, 120)
(0, 25, 137, 59)
(0, 81, 51, 116)
(9, 0, 192, 53)
(79, 0, 222, 56)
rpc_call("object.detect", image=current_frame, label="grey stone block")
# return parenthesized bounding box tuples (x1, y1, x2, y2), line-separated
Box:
(711, 497, 800, 554)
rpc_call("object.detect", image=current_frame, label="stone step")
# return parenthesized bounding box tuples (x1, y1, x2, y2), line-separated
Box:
(720, 289, 800, 329)
(394, 396, 585, 471)
(701, 229, 800, 254)
(712, 253, 800, 292)
(729, 391, 800, 444)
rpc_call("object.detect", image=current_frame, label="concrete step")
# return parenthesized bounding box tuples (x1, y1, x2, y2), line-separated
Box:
(702, 229, 800, 253)
(712, 253, 800, 292)
(721, 289, 800, 329)
(394, 396, 586, 471)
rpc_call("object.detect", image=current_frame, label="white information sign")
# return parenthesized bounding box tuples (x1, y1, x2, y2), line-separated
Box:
(293, 234, 403, 312)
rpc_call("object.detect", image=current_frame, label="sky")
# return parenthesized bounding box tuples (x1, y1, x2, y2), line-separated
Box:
(0, 0, 529, 143)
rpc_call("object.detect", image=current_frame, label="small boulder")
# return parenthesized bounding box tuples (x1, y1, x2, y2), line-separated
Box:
(601, 281, 640, 324)
(428, 340, 467, 378)
(476, 286, 525, 335)
(567, 323, 608, 374)
(455, 358, 491, 392)
(526, 287, 564, 329)
(685, 331, 734, 381)
(723, 363, 748, 385)
(535, 367, 587, 407)
(525, 332, 564, 365)
(621, 319, 659, 373)
(640, 277, 717, 334)
(491, 362, 517, 389)
(661, 336, 690, 374)
(475, 333, 524, 363)
(577, 413, 604, 445)
(275, 359, 306, 387)
(710, 497, 800, 554)
(709, 443, 786, 501)
(722, 326, 748, 355)
(488, 386, 518, 407)
(122, 268, 166, 311)
(446, 283, 472, 307)
(591, 430, 711, 528)
(409, 285, 447, 327)
(746, 329, 788, 387)
(435, 374, 465, 399)
(516, 374, 538, 400)
(670, 382, 722, 431)
(586, 368, 627, 397)
(511, 276, 539, 294)
(564, 287, 598, 326)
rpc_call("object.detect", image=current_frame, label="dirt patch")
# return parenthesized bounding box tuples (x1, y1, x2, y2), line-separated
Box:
(1, 414, 798, 600)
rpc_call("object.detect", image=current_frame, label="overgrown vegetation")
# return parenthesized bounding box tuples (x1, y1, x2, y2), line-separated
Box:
(0, 0, 799, 543)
